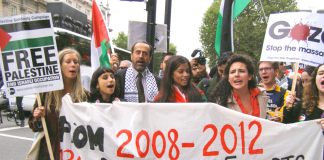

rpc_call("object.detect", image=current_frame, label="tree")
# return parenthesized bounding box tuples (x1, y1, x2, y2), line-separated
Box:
(152, 43, 177, 75)
(200, 0, 297, 67)
(169, 43, 177, 54)
(112, 31, 128, 49)
(200, 1, 219, 67)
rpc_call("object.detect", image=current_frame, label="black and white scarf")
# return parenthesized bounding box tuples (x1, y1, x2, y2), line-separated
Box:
(124, 66, 158, 102)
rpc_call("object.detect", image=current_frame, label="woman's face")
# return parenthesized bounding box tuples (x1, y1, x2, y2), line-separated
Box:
(97, 72, 115, 97)
(61, 53, 80, 81)
(172, 63, 190, 88)
(315, 65, 324, 94)
(301, 71, 312, 88)
(228, 62, 252, 92)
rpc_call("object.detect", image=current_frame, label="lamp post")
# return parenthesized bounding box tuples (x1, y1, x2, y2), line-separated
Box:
(146, 0, 156, 72)
(164, 0, 172, 53)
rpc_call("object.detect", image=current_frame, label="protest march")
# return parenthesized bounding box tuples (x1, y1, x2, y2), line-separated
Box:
(0, 0, 323, 160)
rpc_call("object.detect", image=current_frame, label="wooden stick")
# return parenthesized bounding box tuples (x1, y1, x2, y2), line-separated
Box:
(36, 94, 54, 160)
(291, 62, 299, 94)
(287, 62, 299, 109)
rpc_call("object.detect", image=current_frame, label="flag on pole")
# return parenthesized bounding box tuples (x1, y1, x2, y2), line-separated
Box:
(214, 0, 250, 57)
(0, 28, 11, 50)
(91, 0, 114, 72)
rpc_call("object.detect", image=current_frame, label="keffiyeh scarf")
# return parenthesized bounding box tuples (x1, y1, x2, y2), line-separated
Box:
(124, 67, 158, 102)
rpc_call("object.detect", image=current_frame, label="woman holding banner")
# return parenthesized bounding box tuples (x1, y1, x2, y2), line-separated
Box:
(89, 67, 121, 103)
(28, 48, 89, 160)
(208, 54, 268, 118)
(153, 55, 207, 102)
(284, 64, 324, 125)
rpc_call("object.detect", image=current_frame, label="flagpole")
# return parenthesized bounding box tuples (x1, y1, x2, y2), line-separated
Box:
(287, 62, 300, 109)
(36, 94, 55, 160)
(254, 0, 268, 22)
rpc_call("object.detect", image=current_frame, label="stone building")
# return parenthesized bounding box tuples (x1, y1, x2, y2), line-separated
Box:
(0, 0, 109, 22)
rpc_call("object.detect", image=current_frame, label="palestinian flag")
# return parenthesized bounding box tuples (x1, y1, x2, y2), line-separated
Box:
(91, 0, 113, 72)
(0, 13, 64, 97)
(0, 28, 11, 50)
(0, 19, 53, 52)
(214, 0, 250, 57)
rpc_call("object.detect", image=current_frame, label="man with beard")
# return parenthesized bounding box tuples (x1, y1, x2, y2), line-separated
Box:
(258, 61, 289, 122)
(115, 41, 160, 102)
(190, 59, 202, 85)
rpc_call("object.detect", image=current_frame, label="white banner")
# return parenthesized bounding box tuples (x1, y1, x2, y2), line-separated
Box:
(260, 12, 324, 67)
(0, 13, 63, 97)
(60, 95, 323, 160)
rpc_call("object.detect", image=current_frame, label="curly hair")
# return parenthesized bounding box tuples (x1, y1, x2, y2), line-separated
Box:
(302, 64, 324, 115)
(208, 54, 257, 106)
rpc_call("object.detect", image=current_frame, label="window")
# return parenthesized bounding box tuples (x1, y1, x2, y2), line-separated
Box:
(12, 6, 17, 15)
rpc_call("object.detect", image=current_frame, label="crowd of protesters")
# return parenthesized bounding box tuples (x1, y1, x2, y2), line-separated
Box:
(27, 41, 324, 159)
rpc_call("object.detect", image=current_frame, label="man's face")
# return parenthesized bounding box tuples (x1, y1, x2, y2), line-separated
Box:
(131, 43, 152, 72)
(278, 63, 286, 75)
(198, 63, 206, 73)
(161, 55, 172, 72)
(217, 64, 226, 77)
(119, 61, 130, 69)
(259, 62, 276, 86)
(190, 59, 201, 79)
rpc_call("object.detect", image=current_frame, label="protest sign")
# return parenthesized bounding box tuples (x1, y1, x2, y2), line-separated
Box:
(60, 95, 323, 160)
(260, 12, 324, 67)
(0, 13, 63, 97)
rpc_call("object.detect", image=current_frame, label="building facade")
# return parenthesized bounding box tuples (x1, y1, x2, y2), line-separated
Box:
(0, 0, 110, 23)
(1, 0, 47, 17)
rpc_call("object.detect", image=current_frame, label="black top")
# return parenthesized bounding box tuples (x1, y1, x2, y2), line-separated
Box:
(283, 100, 324, 124)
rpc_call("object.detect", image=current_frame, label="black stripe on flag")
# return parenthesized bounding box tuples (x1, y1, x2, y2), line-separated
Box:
(221, 0, 234, 55)
(0, 20, 51, 33)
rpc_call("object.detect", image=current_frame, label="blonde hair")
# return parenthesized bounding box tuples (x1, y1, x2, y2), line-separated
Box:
(44, 48, 87, 113)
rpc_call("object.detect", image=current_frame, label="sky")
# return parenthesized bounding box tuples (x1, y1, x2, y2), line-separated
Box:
(107, 0, 213, 59)
(106, 0, 324, 59)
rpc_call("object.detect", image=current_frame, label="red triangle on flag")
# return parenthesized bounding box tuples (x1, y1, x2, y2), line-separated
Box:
(0, 28, 11, 50)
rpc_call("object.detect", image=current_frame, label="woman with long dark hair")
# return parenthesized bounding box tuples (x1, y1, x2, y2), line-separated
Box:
(154, 55, 206, 102)
(89, 67, 120, 103)
(284, 64, 324, 124)
(208, 54, 268, 118)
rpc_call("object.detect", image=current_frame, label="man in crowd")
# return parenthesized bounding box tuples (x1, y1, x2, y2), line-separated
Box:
(197, 51, 232, 96)
(119, 60, 132, 70)
(190, 58, 208, 85)
(158, 52, 173, 78)
(115, 41, 160, 102)
(258, 61, 289, 122)
(276, 62, 291, 90)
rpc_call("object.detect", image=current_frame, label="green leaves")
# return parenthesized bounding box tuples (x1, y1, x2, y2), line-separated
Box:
(200, 0, 297, 65)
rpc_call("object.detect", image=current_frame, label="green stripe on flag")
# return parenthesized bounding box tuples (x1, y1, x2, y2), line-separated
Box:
(215, 15, 223, 57)
(214, 0, 250, 57)
(4, 36, 54, 51)
(99, 39, 111, 69)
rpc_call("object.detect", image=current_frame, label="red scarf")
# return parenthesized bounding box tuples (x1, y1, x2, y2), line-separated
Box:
(173, 86, 188, 102)
(232, 88, 261, 117)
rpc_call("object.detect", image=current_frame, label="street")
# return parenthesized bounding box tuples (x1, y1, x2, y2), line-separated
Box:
(0, 111, 33, 160)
